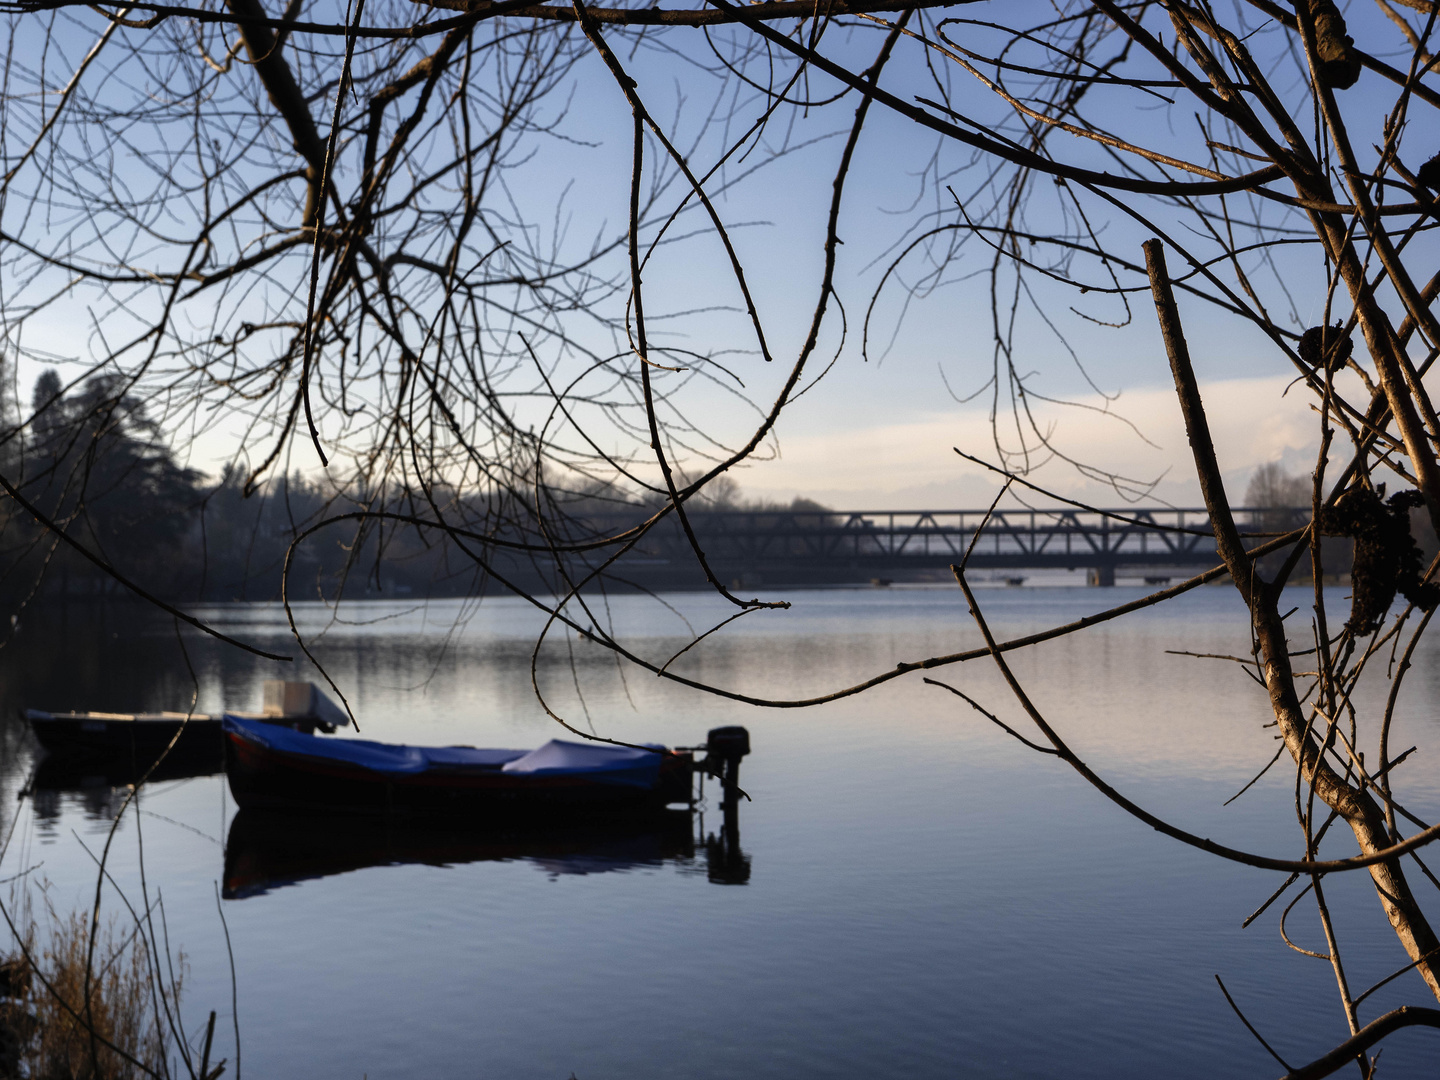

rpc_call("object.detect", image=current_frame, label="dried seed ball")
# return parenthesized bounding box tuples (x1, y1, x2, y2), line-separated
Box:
(1419, 153, 1440, 193)
(1298, 324, 1353, 372)
(1309, 0, 1361, 89)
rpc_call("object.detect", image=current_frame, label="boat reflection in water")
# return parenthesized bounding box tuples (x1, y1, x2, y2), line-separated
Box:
(27, 751, 221, 823)
(31, 744, 221, 791)
(26, 760, 750, 890)
(222, 803, 749, 898)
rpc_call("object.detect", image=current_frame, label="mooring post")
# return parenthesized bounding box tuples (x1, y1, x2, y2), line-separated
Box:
(1087, 563, 1116, 586)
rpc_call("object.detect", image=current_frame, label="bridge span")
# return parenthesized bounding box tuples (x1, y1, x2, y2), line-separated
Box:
(605, 506, 1297, 586)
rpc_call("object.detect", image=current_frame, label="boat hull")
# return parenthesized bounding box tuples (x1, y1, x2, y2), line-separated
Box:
(27, 713, 224, 774)
(223, 725, 695, 819)
(25, 682, 348, 775)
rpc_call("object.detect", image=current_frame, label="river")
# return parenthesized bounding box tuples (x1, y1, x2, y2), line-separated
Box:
(2, 584, 1438, 1077)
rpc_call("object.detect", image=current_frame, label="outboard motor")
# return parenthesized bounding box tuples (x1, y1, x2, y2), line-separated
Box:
(704, 725, 749, 808)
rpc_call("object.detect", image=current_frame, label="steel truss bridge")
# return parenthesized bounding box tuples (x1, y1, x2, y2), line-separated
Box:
(602, 506, 1299, 586)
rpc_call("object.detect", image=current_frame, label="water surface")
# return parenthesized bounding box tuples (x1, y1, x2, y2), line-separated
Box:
(3, 585, 1439, 1077)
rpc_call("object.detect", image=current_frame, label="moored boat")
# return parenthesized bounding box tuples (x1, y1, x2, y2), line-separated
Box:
(26, 681, 350, 773)
(221, 715, 729, 819)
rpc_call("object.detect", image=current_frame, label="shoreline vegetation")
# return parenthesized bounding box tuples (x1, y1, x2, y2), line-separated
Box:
(3, 370, 1413, 609)
(2, 369, 849, 605)
(0, 894, 188, 1080)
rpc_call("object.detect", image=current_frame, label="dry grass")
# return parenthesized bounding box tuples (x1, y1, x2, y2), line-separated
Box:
(1, 902, 179, 1080)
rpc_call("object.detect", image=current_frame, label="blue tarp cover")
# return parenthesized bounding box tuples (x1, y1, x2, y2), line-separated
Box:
(501, 739, 663, 788)
(223, 715, 523, 774)
(223, 716, 664, 787)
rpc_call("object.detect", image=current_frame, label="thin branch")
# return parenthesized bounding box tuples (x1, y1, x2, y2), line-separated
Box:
(1280, 1007, 1440, 1079)
(923, 678, 1060, 756)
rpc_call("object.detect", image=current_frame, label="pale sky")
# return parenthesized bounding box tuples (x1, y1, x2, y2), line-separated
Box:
(5, 2, 1430, 514)
(735, 373, 1320, 510)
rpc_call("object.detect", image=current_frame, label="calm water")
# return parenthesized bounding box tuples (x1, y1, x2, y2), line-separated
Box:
(3, 585, 1440, 1077)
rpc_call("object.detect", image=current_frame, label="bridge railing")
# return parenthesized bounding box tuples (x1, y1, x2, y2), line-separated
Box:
(568, 506, 1309, 567)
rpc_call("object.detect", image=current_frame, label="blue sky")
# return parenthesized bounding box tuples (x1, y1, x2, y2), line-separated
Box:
(4, 1, 1434, 510)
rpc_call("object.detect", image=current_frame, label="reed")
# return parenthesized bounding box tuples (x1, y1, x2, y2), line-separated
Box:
(1, 902, 179, 1080)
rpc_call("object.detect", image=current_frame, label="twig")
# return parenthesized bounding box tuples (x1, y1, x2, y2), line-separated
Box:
(214, 882, 240, 1080)
(1215, 974, 1293, 1071)
(923, 678, 1059, 756)
(1225, 743, 1287, 806)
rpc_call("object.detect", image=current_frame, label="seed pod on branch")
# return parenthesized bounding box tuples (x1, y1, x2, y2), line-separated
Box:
(1319, 486, 1439, 635)
(1298, 323, 1354, 372)
(1298, 0, 1362, 89)
(1418, 152, 1440, 193)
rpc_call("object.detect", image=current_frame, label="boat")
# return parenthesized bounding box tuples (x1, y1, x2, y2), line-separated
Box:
(222, 717, 750, 821)
(26, 680, 350, 775)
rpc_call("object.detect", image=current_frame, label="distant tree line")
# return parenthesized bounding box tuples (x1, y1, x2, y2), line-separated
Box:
(0, 366, 463, 603)
(7, 364, 1425, 608)
(0, 367, 837, 606)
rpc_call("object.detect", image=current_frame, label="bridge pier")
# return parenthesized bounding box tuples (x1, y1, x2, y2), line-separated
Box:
(1087, 564, 1116, 587)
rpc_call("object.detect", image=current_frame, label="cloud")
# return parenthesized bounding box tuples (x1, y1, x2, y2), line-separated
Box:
(739, 374, 1319, 509)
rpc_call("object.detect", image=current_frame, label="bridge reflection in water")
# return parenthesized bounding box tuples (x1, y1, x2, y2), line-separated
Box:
(598, 506, 1303, 587)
